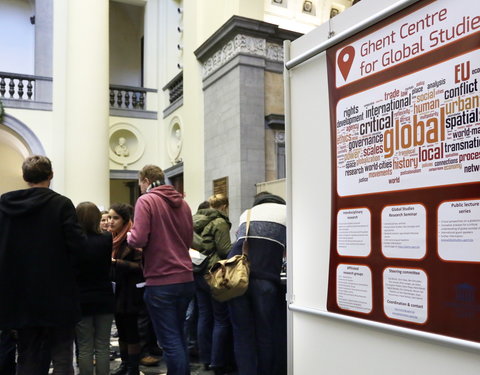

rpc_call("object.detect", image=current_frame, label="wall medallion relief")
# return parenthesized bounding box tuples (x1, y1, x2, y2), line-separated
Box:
(168, 118, 183, 164)
(109, 123, 145, 168)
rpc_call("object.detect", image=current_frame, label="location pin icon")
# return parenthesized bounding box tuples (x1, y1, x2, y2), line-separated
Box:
(338, 46, 355, 81)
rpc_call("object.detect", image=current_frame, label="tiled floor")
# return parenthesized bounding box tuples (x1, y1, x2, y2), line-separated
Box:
(108, 335, 211, 375)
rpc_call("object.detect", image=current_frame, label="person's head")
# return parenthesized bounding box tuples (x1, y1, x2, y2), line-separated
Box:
(138, 164, 165, 194)
(197, 201, 210, 210)
(76, 202, 102, 234)
(118, 137, 126, 145)
(208, 194, 229, 213)
(253, 191, 286, 206)
(22, 155, 53, 186)
(108, 203, 133, 233)
(100, 210, 109, 231)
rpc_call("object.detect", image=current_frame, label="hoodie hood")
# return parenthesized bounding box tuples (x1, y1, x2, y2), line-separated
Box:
(0, 188, 57, 217)
(148, 185, 184, 208)
(253, 193, 286, 206)
(193, 208, 230, 233)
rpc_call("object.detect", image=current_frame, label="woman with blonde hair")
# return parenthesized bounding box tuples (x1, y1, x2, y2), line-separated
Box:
(99, 210, 109, 232)
(194, 194, 234, 374)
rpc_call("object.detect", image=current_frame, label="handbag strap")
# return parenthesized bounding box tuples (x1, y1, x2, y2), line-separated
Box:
(242, 209, 251, 257)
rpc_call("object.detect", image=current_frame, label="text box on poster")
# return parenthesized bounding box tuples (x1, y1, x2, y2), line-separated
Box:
(383, 267, 428, 324)
(438, 199, 480, 262)
(336, 49, 480, 197)
(337, 208, 371, 256)
(337, 264, 372, 314)
(382, 204, 426, 259)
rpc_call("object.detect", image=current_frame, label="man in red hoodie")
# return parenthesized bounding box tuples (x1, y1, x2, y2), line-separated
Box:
(127, 164, 194, 375)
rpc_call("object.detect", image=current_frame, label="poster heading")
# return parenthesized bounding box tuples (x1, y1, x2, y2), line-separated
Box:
(336, 1, 480, 87)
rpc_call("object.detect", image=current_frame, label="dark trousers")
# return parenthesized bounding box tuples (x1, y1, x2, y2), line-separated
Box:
(183, 296, 198, 355)
(16, 325, 75, 375)
(0, 330, 16, 375)
(229, 279, 280, 375)
(195, 274, 233, 368)
(115, 313, 139, 344)
(138, 307, 161, 356)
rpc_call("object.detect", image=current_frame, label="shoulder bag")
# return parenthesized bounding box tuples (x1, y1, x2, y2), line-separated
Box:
(204, 209, 251, 302)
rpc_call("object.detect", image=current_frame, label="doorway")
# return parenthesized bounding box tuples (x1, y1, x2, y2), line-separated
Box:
(110, 178, 140, 208)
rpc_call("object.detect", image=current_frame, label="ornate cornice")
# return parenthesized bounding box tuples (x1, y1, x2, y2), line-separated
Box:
(202, 34, 285, 78)
(195, 16, 302, 79)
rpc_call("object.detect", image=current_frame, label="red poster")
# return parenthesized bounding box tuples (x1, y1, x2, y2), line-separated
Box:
(327, 0, 480, 342)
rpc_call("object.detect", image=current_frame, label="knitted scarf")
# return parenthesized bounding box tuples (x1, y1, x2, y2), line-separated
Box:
(112, 220, 132, 258)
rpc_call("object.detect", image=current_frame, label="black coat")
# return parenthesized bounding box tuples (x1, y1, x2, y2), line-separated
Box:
(111, 240, 144, 314)
(0, 187, 85, 329)
(75, 232, 115, 317)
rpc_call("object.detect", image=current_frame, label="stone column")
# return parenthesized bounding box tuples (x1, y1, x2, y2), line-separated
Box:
(64, 0, 109, 208)
(34, 0, 53, 102)
(195, 16, 300, 232)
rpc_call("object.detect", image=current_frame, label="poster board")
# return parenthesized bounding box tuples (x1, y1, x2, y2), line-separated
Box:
(327, 0, 480, 342)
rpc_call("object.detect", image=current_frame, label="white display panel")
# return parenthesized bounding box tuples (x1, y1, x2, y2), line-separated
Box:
(337, 264, 373, 314)
(382, 204, 426, 259)
(438, 199, 480, 261)
(383, 267, 428, 324)
(337, 208, 371, 256)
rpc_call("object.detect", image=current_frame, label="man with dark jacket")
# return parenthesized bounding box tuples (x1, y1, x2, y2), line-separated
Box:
(228, 192, 287, 375)
(128, 164, 194, 375)
(0, 155, 84, 375)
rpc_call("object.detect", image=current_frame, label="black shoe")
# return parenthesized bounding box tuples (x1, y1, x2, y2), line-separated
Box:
(126, 353, 140, 375)
(189, 345, 199, 358)
(211, 364, 236, 375)
(111, 362, 128, 375)
(150, 347, 163, 356)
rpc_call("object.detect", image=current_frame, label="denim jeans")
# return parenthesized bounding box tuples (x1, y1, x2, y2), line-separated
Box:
(75, 313, 114, 375)
(195, 273, 232, 368)
(183, 297, 198, 356)
(144, 282, 195, 375)
(16, 325, 75, 375)
(229, 279, 279, 375)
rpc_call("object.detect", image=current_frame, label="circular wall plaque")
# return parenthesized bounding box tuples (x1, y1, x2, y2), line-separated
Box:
(109, 123, 145, 166)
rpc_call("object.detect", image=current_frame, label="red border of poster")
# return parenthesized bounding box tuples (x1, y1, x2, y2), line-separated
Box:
(327, 0, 480, 342)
